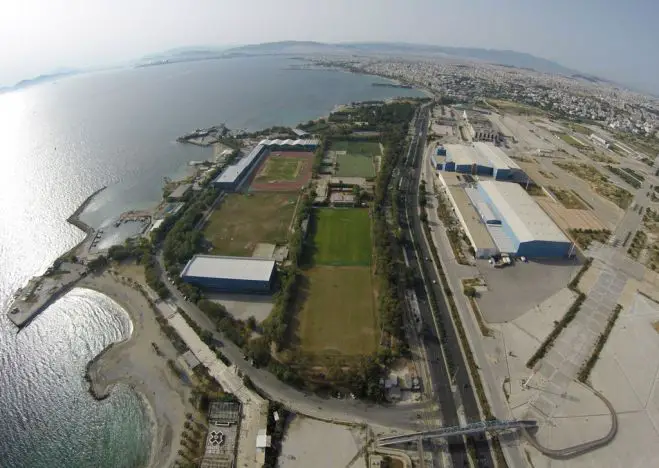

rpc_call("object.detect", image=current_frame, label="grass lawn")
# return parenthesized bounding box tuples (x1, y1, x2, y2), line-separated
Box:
(203, 192, 298, 256)
(297, 266, 378, 356)
(331, 140, 380, 178)
(255, 157, 301, 182)
(311, 208, 372, 266)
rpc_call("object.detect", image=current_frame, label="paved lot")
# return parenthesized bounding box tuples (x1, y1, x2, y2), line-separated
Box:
(205, 292, 274, 323)
(475, 258, 580, 323)
(525, 294, 659, 468)
(278, 416, 367, 468)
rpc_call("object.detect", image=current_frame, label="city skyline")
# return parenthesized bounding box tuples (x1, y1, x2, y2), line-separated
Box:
(1, 0, 658, 94)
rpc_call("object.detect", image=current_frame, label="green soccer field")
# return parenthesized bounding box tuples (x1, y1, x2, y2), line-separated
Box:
(297, 266, 378, 356)
(311, 208, 372, 266)
(255, 157, 302, 182)
(331, 140, 380, 178)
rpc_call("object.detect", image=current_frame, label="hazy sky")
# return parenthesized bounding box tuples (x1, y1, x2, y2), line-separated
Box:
(2, 0, 657, 93)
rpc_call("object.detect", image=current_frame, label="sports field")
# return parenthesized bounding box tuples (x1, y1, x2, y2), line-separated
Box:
(297, 266, 378, 355)
(331, 140, 380, 178)
(203, 192, 298, 256)
(250, 151, 313, 192)
(311, 208, 372, 266)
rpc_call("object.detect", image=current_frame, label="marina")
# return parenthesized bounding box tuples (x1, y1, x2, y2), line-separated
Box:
(176, 125, 227, 146)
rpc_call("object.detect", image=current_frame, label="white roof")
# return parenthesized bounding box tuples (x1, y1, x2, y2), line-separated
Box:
(259, 138, 318, 147)
(181, 255, 275, 281)
(214, 144, 266, 185)
(148, 218, 164, 233)
(445, 144, 489, 167)
(473, 142, 520, 170)
(479, 181, 569, 243)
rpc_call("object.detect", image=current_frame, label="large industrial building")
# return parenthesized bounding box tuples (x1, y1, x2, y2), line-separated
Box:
(213, 144, 268, 191)
(476, 181, 573, 258)
(436, 173, 573, 259)
(212, 139, 319, 191)
(435, 143, 524, 181)
(180, 255, 276, 293)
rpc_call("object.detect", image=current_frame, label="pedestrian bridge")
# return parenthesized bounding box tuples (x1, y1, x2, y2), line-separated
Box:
(378, 420, 537, 446)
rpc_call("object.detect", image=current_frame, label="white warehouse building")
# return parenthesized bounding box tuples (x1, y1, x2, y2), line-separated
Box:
(439, 143, 524, 181)
(476, 181, 573, 258)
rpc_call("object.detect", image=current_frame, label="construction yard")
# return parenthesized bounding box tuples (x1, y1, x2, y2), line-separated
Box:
(296, 207, 377, 357)
(331, 140, 381, 178)
(203, 192, 298, 256)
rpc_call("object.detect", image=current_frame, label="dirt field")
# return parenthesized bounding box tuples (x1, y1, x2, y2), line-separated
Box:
(249, 151, 313, 192)
(548, 186, 589, 209)
(311, 208, 372, 266)
(203, 192, 298, 256)
(536, 198, 606, 231)
(297, 266, 378, 356)
(553, 161, 633, 209)
(331, 141, 380, 178)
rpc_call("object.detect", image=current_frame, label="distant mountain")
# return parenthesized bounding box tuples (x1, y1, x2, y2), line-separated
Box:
(1, 69, 80, 94)
(135, 46, 231, 67)
(223, 41, 586, 77)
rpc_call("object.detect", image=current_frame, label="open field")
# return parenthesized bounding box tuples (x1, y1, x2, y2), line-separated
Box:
(554, 161, 633, 209)
(331, 140, 380, 178)
(250, 151, 313, 192)
(310, 208, 372, 266)
(558, 133, 586, 147)
(566, 122, 593, 135)
(549, 186, 588, 209)
(536, 198, 605, 231)
(569, 228, 611, 250)
(203, 192, 298, 256)
(297, 266, 377, 356)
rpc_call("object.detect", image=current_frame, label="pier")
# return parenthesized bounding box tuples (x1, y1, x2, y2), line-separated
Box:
(6, 187, 106, 328)
(176, 125, 226, 146)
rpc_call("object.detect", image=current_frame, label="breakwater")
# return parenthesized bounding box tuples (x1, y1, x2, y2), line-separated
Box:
(7, 187, 106, 328)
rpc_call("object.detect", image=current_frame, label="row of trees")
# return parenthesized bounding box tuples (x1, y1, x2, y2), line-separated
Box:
(261, 193, 313, 350)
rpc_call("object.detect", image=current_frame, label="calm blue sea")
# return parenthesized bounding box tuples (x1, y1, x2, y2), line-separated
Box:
(0, 56, 423, 467)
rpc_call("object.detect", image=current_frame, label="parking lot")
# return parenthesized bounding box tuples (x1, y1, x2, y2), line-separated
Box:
(475, 257, 581, 323)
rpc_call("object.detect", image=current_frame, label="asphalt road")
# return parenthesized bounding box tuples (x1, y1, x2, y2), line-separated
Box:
(155, 253, 431, 431)
(396, 105, 494, 467)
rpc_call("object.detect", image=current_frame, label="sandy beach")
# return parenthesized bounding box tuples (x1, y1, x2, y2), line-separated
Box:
(80, 270, 195, 468)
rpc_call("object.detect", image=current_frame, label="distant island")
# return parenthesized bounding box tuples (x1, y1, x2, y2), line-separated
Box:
(0, 69, 80, 94)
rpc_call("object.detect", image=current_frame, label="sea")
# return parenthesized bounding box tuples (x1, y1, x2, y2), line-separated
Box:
(0, 56, 423, 468)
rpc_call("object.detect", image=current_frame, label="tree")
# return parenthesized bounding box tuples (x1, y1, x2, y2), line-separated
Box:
(246, 315, 257, 331)
(463, 286, 477, 298)
(246, 336, 271, 367)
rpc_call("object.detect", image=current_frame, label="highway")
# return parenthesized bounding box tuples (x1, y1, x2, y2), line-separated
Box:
(396, 104, 494, 467)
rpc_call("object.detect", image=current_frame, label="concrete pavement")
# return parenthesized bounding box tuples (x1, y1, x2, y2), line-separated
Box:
(420, 149, 529, 468)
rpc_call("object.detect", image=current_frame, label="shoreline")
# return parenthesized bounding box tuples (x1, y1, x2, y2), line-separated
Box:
(79, 271, 191, 468)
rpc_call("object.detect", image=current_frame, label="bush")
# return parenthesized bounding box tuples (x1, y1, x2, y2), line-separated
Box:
(463, 286, 477, 297)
